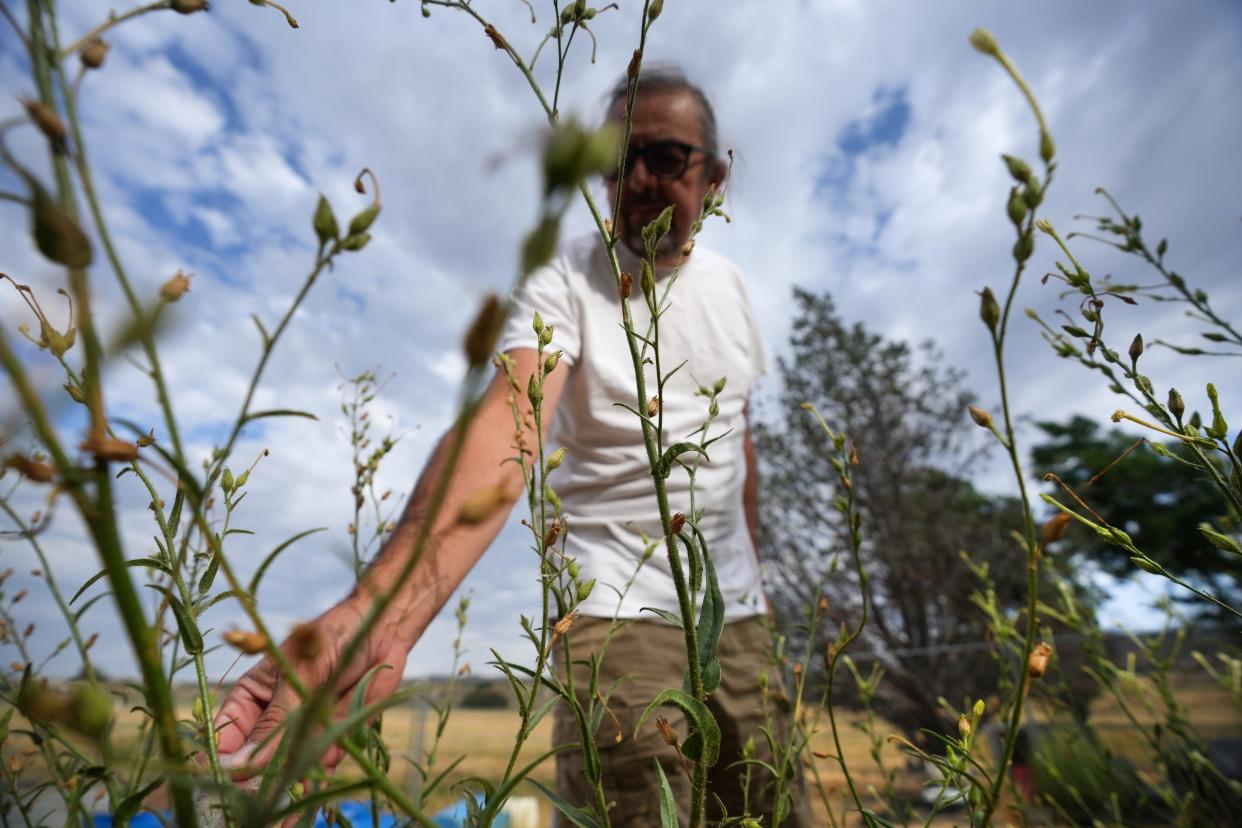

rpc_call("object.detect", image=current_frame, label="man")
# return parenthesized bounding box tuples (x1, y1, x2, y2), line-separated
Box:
(217, 67, 809, 827)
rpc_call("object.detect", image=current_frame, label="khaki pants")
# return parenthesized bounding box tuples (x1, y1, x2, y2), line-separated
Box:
(552, 615, 814, 827)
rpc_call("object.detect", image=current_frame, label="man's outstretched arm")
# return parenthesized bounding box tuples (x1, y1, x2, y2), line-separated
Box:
(215, 347, 568, 768)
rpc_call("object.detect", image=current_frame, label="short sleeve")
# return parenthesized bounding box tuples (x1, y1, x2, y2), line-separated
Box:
(497, 253, 582, 365)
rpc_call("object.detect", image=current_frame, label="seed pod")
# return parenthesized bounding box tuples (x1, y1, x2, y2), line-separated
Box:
(967, 405, 993, 429)
(648, 0, 664, 21)
(968, 28, 1000, 57)
(1132, 556, 1161, 575)
(958, 714, 971, 740)
(566, 559, 579, 579)
(619, 272, 633, 299)
(80, 37, 109, 70)
(136, 429, 156, 447)
(21, 98, 67, 148)
(575, 578, 595, 603)
(160, 270, 191, 302)
(655, 715, 678, 746)
(463, 293, 503, 367)
(311, 195, 338, 246)
(627, 48, 641, 82)
(339, 232, 371, 252)
(668, 512, 686, 535)
(1128, 333, 1144, 363)
(1012, 232, 1033, 263)
(1040, 130, 1056, 163)
(639, 260, 656, 301)
(542, 520, 561, 548)
(545, 447, 567, 472)
(1022, 177, 1043, 209)
(973, 699, 986, 718)
(979, 287, 1000, 332)
(69, 683, 111, 738)
(347, 204, 380, 236)
(646, 396, 660, 418)
(222, 629, 268, 654)
(221, 467, 235, 493)
(713, 376, 727, 395)
(1001, 154, 1033, 184)
(32, 186, 92, 268)
(1007, 187, 1027, 226)
(171, 0, 209, 12)
(3, 455, 55, 483)
(457, 483, 512, 524)
(543, 350, 561, 376)
(80, 431, 138, 463)
(1040, 512, 1071, 545)
(1027, 641, 1053, 679)
(681, 239, 695, 257)
(483, 23, 507, 50)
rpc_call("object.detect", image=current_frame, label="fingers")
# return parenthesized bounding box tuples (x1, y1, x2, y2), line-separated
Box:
(214, 657, 277, 757)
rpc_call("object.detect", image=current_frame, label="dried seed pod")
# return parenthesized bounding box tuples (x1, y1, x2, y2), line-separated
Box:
(20, 98, 67, 147)
(654, 715, 678, 747)
(967, 405, 993, 429)
(646, 396, 660, 418)
(1128, 333, 1144, 363)
(1027, 641, 1053, 679)
(542, 519, 561, 549)
(80, 38, 109, 70)
(619, 272, 633, 299)
(171, 0, 209, 13)
(1040, 512, 1071, 545)
(160, 271, 192, 302)
(3, 455, 55, 483)
(80, 431, 138, 463)
(668, 512, 686, 535)
(222, 630, 268, 654)
(1168, 388, 1185, 420)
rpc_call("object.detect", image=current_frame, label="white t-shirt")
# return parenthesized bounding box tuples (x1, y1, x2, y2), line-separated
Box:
(498, 234, 768, 621)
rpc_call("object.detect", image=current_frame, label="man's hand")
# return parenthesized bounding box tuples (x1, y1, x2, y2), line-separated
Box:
(214, 598, 411, 774)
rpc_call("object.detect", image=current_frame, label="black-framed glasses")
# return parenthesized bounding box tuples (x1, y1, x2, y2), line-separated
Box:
(605, 139, 715, 181)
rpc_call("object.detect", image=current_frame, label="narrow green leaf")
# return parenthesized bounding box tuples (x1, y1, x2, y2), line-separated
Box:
(654, 758, 679, 827)
(197, 554, 221, 596)
(113, 777, 164, 824)
(248, 528, 328, 596)
(639, 607, 684, 628)
(1199, 523, 1242, 555)
(528, 779, 601, 828)
(71, 558, 171, 604)
(634, 688, 720, 767)
(241, 409, 319, 425)
(657, 442, 710, 480)
(146, 585, 203, 654)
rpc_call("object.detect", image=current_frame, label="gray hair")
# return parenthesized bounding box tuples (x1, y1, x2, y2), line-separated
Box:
(606, 65, 719, 160)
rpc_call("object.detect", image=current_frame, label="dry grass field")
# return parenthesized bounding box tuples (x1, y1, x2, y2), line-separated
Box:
(3, 671, 1238, 825)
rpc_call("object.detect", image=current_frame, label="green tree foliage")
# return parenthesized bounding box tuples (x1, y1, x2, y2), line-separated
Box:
(1031, 415, 1242, 616)
(756, 287, 1045, 741)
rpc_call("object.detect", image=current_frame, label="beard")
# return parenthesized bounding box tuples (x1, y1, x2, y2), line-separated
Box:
(619, 203, 682, 262)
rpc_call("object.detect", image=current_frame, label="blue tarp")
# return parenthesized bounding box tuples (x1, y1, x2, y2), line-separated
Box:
(92, 795, 510, 827)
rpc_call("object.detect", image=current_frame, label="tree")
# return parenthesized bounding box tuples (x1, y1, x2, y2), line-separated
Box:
(754, 287, 1051, 742)
(1031, 416, 1242, 617)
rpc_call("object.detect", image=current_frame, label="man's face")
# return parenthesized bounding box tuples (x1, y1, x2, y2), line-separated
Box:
(606, 88, 724, 266)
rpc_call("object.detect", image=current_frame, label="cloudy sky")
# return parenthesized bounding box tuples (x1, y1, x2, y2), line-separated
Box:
(1, 1, 1239, 682)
